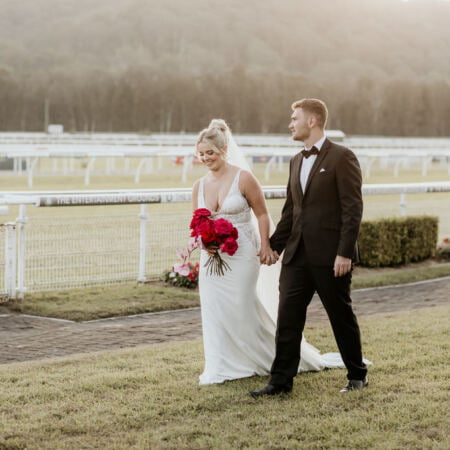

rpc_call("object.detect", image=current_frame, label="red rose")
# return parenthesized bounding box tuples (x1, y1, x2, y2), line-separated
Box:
(199, 221, 217, 244)
(190, 216, 209, 233)
(194, 208, 211, 219)
(220, 237, 238, 256)
(230, 226, 238, 239)
(190, 208, 212, 233)
(213, 218, 234, 236)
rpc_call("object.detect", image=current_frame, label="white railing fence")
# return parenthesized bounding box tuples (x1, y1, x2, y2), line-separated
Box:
(0, 223, 16, 299)
(1, 181, 449, 298)
(1, 207, 194, 298)
(1, 132, 450, 185)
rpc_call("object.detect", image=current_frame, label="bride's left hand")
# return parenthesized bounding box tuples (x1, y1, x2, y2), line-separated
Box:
(258, 247, 279, 265)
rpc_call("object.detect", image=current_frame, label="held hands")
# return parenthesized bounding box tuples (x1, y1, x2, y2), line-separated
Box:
(207, 244, 279, 265)
(334, 255, 352, 277)
(258, 246, 279, 266)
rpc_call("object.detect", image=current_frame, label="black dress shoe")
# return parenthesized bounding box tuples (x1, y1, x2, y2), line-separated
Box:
(340, 377, 368, 393)
(249, 383, 292, 398)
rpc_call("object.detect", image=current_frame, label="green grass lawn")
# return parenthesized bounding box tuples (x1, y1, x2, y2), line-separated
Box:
(2, 261, 449, 321)
(0, 305, 448, 449)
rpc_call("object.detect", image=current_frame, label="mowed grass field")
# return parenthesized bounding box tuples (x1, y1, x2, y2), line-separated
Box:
(1, 158, 449, 449)
(2, 261, 449, 321)
(0, 305, 449, 449)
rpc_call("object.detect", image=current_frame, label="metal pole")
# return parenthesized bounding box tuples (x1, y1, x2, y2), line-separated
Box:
(44, 98, 49, 133)
(27, 157, 39, 188)
(264, 156, 276, 181)
(84, 157, 96, 186)
(138, 204, 148, 282)
(400, 193, 407, 216)
(135, 158, 150, 184)
(277, 156, 283, 172)
(182, 155, 193, 183)
(16, 205, 28, 299)
(4, 223, 17, 299)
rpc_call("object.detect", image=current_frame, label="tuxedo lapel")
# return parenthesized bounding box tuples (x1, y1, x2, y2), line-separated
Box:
(291, 153, 303, 202)
(303, 138, 331, 195)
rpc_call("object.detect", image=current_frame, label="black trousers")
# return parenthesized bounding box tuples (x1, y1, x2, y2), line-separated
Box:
(270, 241, 367, 386)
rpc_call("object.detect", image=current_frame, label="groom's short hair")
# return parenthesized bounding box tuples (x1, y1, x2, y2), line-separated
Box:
(292, 98, 328, 129)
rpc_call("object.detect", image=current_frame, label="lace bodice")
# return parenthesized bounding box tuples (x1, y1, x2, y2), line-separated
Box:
(198, 169, 259, 249)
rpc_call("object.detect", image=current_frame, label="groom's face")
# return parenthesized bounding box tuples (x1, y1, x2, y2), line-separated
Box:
(289, 108, 311, 142)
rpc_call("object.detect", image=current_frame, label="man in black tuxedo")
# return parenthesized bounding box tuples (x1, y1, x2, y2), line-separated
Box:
(250, 98, 367, 397)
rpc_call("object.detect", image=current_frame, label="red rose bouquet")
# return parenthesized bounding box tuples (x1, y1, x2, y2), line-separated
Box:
(189, 208, 239, 276)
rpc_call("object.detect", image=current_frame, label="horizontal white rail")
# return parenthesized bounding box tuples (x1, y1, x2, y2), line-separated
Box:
(2, 131, 450, 148)
(1, 182, 449, 207)
(1, 144, 450, 159)
(2, 133, 449, 187)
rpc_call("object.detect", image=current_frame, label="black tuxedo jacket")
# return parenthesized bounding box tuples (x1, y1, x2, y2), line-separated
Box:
(270, 138, 363, 266)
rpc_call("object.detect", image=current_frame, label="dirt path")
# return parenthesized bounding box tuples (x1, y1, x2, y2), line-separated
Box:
(1, 277, 449, 365)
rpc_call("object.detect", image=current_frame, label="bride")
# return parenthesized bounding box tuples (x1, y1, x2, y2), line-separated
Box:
(192, 119, 343, 385)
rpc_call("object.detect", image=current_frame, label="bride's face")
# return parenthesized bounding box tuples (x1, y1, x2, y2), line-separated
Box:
(197, 142, 225, 170)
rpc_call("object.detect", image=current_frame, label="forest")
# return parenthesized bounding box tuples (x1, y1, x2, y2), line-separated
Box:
(1, 0, 449, 135)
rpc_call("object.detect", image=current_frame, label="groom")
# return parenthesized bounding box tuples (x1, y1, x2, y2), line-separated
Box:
(251, 98, 367, 396)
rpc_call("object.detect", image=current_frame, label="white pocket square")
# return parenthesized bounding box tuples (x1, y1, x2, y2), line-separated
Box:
(319, 168, 326, 173)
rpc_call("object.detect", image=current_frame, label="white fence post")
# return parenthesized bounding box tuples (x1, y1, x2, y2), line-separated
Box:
(400, 193, 407, 216)
(4, 222, 17, 299)
(16, 204, 28, 299)
(138, 204, 148, 282)
(27, 157, 39, 187)
(84, 157, 96, 186)
(182, 156, 193, 183)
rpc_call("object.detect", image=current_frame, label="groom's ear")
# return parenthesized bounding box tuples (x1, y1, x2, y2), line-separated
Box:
(308, 114, 317, 128)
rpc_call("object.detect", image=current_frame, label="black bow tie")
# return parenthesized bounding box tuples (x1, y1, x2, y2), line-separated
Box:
(301, 146, 319, 159)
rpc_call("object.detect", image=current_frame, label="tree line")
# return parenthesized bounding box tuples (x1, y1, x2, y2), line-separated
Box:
(1, 67, 449, 136)
(1, 0, 450, 136)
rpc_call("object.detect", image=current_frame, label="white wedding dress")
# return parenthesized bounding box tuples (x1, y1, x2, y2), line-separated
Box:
(198, 169, 344, 385)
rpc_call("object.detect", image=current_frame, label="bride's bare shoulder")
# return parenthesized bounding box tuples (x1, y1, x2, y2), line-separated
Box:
(239, 169, 260, 191)
(239, 169, 258, 182)
(192, 178, 201, 192)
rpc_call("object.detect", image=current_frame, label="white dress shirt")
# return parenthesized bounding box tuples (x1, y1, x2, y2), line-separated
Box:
(300, 134, 327, 192)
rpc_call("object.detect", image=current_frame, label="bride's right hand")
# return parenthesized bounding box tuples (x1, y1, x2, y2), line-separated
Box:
(206, 245, 219, 256)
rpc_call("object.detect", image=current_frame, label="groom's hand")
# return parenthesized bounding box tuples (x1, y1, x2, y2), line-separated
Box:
(334, 255, 352, 277)
(258, 248, 279, 265)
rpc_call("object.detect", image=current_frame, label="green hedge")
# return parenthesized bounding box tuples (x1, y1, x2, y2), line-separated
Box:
(358, 216, 438, 267)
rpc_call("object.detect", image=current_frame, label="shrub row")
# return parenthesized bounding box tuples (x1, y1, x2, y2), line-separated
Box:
(358, 216, 438, 268)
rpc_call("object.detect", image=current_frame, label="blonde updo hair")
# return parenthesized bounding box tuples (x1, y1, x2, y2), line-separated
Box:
(195, 119, 230, 157)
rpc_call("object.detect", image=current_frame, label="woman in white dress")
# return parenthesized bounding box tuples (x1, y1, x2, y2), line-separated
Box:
(192, 119, 343, 385)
